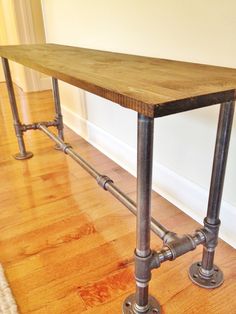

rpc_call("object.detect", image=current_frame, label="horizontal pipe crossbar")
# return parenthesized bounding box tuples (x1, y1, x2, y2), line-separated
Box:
(21, 120, 58, 132)
(39, 124, 169, 239)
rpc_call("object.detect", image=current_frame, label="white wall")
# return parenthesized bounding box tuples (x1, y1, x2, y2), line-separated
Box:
(42, 0, 236, 247)
(0, 0, 50, 90)
(0, 0, 5, 81)
(0, 0, 29, 89)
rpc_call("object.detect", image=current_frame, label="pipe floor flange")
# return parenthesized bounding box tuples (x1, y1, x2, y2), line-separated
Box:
(14, 151, 33, 160)
(122, 294, 161, 314)
(189, 261, 224, 289)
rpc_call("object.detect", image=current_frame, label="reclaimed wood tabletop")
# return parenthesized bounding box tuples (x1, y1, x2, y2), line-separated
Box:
(0, 44, 236, 117)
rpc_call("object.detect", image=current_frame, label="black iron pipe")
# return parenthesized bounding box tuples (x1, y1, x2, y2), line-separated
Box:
(20, 121, 58, 132)
(135, 114, 154, 310)
(150, 230, 205, 268)
(206, 101, 235, 224)
(65, 146, 100, 180)
(1, 57, 27, 156)
(201, 101, 235, 276)
(52, 77, 64, 140)
(38, 124, 169, 239)
(106, 182, 168, 239)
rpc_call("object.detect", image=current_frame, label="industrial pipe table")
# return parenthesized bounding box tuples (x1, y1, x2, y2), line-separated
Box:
(0, 44, 235, 313)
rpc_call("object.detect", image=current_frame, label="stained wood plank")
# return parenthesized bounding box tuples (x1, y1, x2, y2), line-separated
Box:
(0, 44, 236, 117)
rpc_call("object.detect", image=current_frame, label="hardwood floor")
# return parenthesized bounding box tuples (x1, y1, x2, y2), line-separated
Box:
(0, 82, 235, 314)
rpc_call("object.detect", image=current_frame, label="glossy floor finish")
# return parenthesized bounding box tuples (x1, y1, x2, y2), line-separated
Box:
(0, 82, 235, 314)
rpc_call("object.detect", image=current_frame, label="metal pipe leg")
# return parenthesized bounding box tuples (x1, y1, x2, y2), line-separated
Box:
(189, 101, 235, 288)
(1, 57, 33, 160)
(52, 78, 64, 150)
(123, 114, 161, 313)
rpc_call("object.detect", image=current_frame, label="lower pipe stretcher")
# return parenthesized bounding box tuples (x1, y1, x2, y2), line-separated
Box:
(38, 124, 206, 254)
(38, 124, 171, 240)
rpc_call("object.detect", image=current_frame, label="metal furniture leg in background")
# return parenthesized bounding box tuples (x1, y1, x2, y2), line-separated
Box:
(52, 78, 64, 149)
(1, 57, 33, 160)
(123, 114, 161, 313)
(189, 101, 235, 288)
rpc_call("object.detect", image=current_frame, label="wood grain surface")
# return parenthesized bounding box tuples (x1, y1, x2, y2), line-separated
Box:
(0, 44, 236, 117)
(0, 83, 235, 313)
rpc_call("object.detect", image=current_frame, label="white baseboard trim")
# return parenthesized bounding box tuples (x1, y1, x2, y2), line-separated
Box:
(62, 105, 236, 248)
(153, 165, 236, 248)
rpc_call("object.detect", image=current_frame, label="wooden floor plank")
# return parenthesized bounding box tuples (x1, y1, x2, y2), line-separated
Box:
(0, 83, 235, 313)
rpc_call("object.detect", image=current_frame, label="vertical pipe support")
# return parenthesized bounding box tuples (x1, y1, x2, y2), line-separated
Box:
(189, 101, 235, 288)
(52, 77, 64, 142)
(1, 57, 33, 160)
(123, 114, 161, 313)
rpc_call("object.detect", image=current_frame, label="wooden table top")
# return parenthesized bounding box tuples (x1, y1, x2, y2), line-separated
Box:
(0, 44, 236, 117)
